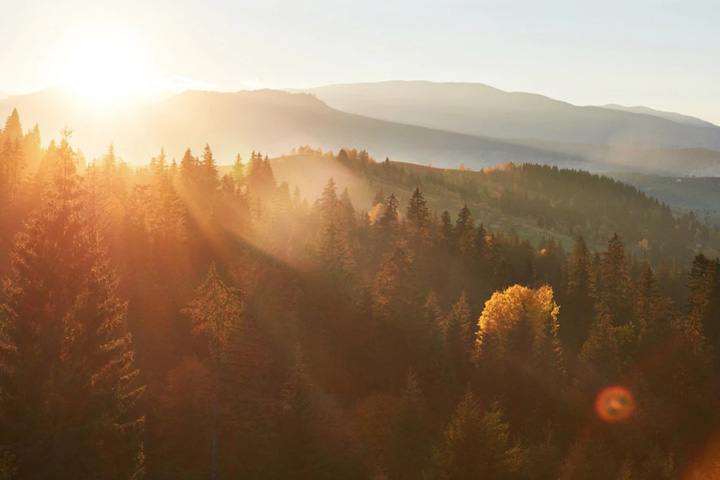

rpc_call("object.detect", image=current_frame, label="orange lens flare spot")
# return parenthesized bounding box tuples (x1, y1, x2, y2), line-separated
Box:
(595, 386, 635, 423)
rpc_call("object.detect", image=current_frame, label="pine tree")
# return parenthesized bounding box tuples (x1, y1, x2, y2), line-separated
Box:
(686, 255, 720, 350)
(246, 151, 276, 196)
(455, 204, 476, 257)
(438, 211, 454, 250)
(377, 193, 399, 232)
(183, 264, 275, 479)
(559, 235, 595, 354)
(372, 188, 384, 206)
(372, 243, 415, 322)
(634, 266, 672, 352)
(599, 233, 632, 326)
(2, 108, 22, 142)
(199, 144, 220, 206)
(277, 348, 360, 480)
(231, 153, 244, 183)
(0, 109, 26, 203)
(406, 188, 430, 239)
(443, 292, 475, 384)
(339, 187, 357, 233)
(578, 313, 620, 390)
(0, 133, 144, 479)
(183, 264, 244, 480)
(428, 391, 528, 480)
(385, 371, 434, 480)
(317, 178, 354, 272)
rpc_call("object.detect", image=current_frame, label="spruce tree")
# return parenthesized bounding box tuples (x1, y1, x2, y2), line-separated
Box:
(455, 204, 476, 257)
(0, 134, 144, 479)
(372, 243, 415, 322)
(443, 292, 475, 384)
(438, 211, 454, 251)
(183, 264, 243, 480)
(386, 371, 434, 480)
(317, 178, 354, 272)
(406, 188, 430, 239)
(428, 391, 528, 480)
(559, 235, 595, 354)
(599, 233, 632, 326)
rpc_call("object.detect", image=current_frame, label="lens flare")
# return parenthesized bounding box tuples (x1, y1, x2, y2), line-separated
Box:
(595, 386, 635, 423)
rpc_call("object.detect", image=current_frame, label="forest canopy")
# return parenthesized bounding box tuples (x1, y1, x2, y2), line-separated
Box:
(1, 110, 720, 479)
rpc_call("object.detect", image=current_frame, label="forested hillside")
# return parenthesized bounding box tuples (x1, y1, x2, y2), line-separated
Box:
(2, 110, 720, 479)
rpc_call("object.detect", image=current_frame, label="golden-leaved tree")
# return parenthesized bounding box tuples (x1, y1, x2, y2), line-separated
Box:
(476, 285, 565, 441)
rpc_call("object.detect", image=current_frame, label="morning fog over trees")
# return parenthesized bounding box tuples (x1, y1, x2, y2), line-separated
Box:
(2, 107, 720, 479)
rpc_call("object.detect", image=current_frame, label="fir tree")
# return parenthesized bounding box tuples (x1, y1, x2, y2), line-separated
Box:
(317, 178, 354, 272)
(386, 371, 434, 480)
(183, 264, 244, 480)
(372, 243, 415, 322)
(428, 392, 528, 480)
(406, 188, 430, 239)
(599, 233, 632, 326)
(455, 204, 476, 257)
(443, 292, 475, 384)
(0, 134, 144, 480)
(559, 235, 595, 354)
(438, 211, 454, 250)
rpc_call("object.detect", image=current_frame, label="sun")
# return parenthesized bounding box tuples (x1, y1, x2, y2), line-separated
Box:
(58, 23, 156, 106)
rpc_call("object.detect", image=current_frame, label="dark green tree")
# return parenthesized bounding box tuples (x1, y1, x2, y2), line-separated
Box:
(599, 233, 632, 327)
(559, 235, 595, 354)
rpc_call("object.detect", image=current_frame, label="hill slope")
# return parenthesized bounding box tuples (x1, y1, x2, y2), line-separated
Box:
(267, 152, 719, 258)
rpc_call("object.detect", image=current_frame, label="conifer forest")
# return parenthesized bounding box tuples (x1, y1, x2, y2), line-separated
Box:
(2, 109, 720, 480)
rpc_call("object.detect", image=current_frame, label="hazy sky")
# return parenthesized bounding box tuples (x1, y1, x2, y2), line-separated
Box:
(2, 0, 719, 122)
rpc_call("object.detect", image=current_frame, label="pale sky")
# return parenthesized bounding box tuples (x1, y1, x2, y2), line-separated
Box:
(1, 0, 719, 123)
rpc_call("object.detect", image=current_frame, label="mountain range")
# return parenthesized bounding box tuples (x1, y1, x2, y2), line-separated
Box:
(300, 81, 720, 149)
(2, 82, 720, 178)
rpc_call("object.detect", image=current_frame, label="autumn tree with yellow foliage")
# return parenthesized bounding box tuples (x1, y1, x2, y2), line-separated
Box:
(476, 285, 566, 441)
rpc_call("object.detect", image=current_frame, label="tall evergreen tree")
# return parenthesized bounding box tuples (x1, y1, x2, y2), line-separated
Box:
(317, 178, 354, 272)
(438, 211, 454, 251)
(385, 371, 434, 480)
(199, 144, 220, 207)
(0, 134, 144, 479)
(406, 188, 430, 239)
(372, 243, 415, 322)
(428, 391, 528, 480)
(599, 233, 632, 326)
(685, 255, 720, 351)
(443, 292, 475, 384)
(378, 194, 399, 232)
(183, 264, 243, 480)
(559, 235, 595, 354)
(455, 204, 476, 258)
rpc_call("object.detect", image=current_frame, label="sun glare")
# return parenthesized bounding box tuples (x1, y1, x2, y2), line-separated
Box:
(58, 23, 155, 106)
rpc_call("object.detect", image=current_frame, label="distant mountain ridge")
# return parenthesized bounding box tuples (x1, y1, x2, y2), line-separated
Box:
(300, 81, 720, 150)
(599, 104, 717, 128)
(3, 86, 720, 177)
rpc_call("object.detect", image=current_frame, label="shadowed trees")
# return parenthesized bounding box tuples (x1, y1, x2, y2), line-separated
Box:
(0, 134, 144, 479)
